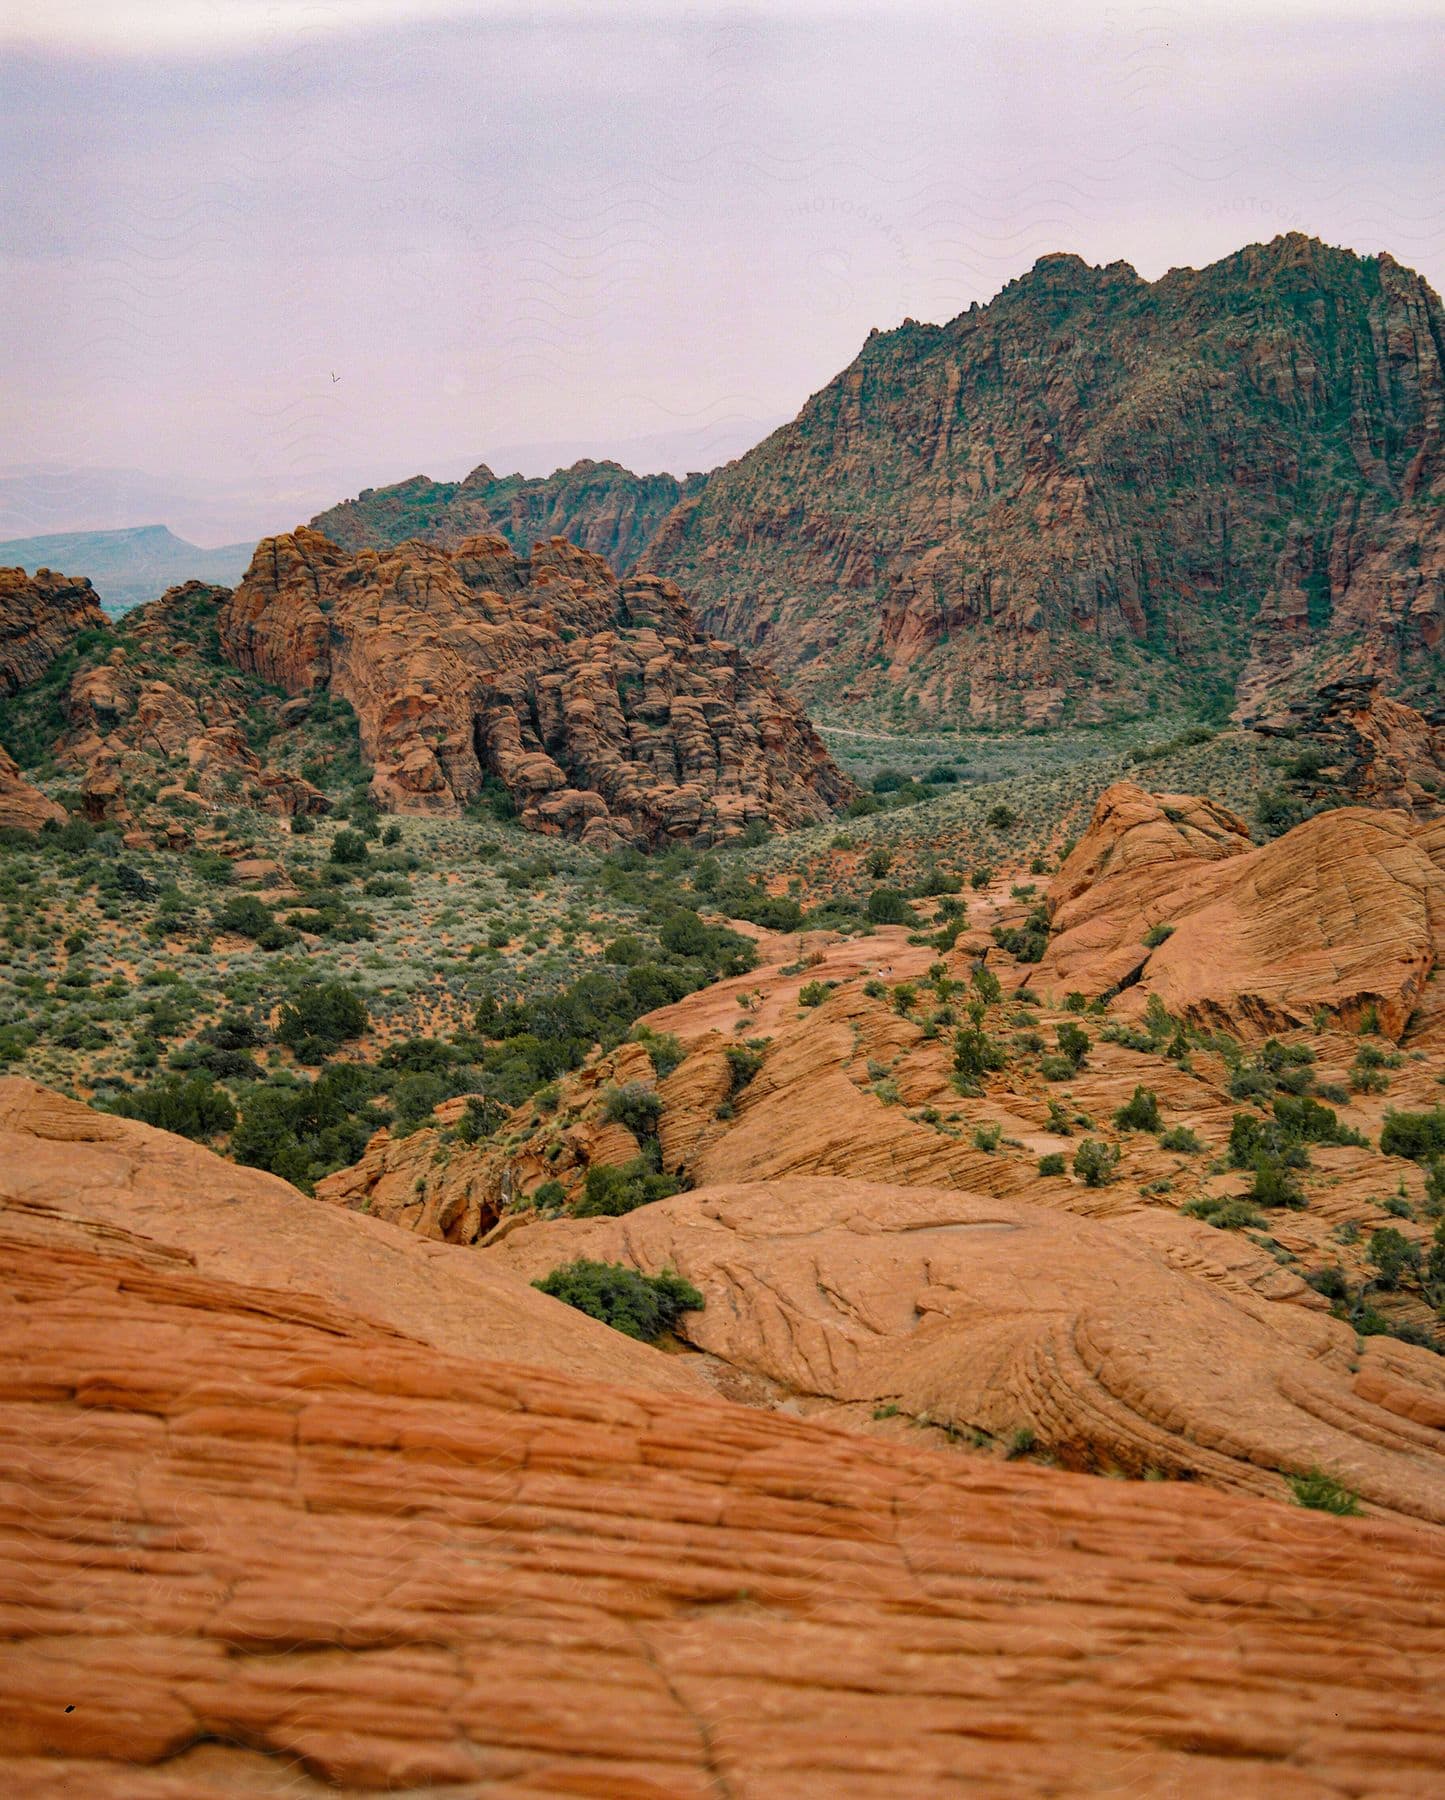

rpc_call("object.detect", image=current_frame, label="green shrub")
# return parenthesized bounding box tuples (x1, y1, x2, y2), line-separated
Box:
(973, 1122, 1002, 1153)
(985, 803, 1017, 830)
(1113, 1085, 1161, 1132)
(1142, 922, 1174, 949)
(1380, 1108, 1445, 1162)
(1286, 1467, 1361, 1516)
(1073, 1139, 1119, 1187)
(213, 893, 298, 951)
(601, 1081, 664, 1141)
(1055, 1022, 1090, 1068)
(1366, 1227, 1420, 1290)
(1159, 1125, 1203, 1153)
(631, 1026, 685, 1079)
(953, 1024, 1006, 1092)
(533, 1259, 703, 1340)
(328, 827, 369, 865)
(865, 886, 913, 925)
(1182, 1195, 1264, 1230)
(799, 979, 830, 1007)
(107, 1074, 237, 1142)
(724, 1044, 764, 1094)
(276, 980, 370, 1062)
(1037, 1152, 1066, 1176)
(1246, 1155, 1307, 1210)
(576, 1159, 681, 1218)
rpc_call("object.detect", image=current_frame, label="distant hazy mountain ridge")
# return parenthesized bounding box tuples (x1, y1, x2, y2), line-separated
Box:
(0, 524, 251, 617)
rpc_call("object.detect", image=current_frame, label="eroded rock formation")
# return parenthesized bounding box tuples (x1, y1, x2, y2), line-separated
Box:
(0, 564, 105, 695)
(218, 528, 851, 844)
(1038, 781, 1445, 1035)
(0, 745, 63, 833)
(644, 235, 1445, 724)
(55, 583, 328, 838)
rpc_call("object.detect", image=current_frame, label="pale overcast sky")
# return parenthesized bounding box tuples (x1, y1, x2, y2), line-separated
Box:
(2, 1, 1442, 541)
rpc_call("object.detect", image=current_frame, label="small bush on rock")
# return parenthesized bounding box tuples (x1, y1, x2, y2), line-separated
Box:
(533, 1258, 703, 1341)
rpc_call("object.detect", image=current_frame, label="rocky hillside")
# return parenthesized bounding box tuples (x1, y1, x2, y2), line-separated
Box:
(5, 1074, 1444, 1795)
(644, 234, 1445, 727)
(312, 457, 704, 572)
(219, 529, 850, 845)
(328, 783, 1445, 1519)
(0, 564, 105, 694)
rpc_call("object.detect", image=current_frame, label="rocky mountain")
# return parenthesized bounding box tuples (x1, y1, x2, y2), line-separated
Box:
(644, 235, 1445, 726)
(0, 564, 105, 695)
(218, 528, 850, 845)
(6, 1073, 1445, 1795)
(312, 457, 705, 572)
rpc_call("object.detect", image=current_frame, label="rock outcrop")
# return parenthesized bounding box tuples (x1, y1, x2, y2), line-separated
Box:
(644, 235, 1445, 724)
(0, 745, 63, 833)
(0, 564, 105, 694)
(218, 529, 850, 844)
(4, 1078, 1444, 1796)
(312, 458, 705, 573)
(1256, 677, 1445, 813)
(487, 1174, 1445, 1523)
(54, 582, 329, 835)
(0, 1077, 706, 1400)
(1038, 781, 1445, 1036)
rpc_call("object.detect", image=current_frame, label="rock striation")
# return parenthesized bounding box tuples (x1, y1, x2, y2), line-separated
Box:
(1038, 781, 1445, 1036)
(218, 528, 850, 844)
(0, 563, 105, 695)
(3, 1077, 1444, 1796)
(644, 235, 1445, 724)
(487, 1174, 1445, 1523)
(312, 458, 705, 572)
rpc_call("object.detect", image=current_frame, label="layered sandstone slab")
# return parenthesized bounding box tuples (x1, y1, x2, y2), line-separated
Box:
(1038, 782, 1445, 1036)
(3, 1096, 1444, 1795)
(486, 1175, 1445, 1524)
(0, 1077, 706, 1398)
(0, 563, 105, 694)
(218, 528, 850, 845)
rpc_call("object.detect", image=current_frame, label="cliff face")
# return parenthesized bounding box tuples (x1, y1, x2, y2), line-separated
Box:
(0, 564, 106, 695)
(218, 529, 850, 846)
(643, 236, 1445, 724)
(311, 458, 705, 573)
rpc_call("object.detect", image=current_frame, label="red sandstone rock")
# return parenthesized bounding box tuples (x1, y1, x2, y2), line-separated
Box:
(1039, 781, 1445, 1036)
(0, 745, 63, 832)
(311, 457, 703, 573)
(645, 236, 1445, 725)
(218, 528, 851, 844)
(0, 564, 105, 695)
(2, 1080, 1444, 1796)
